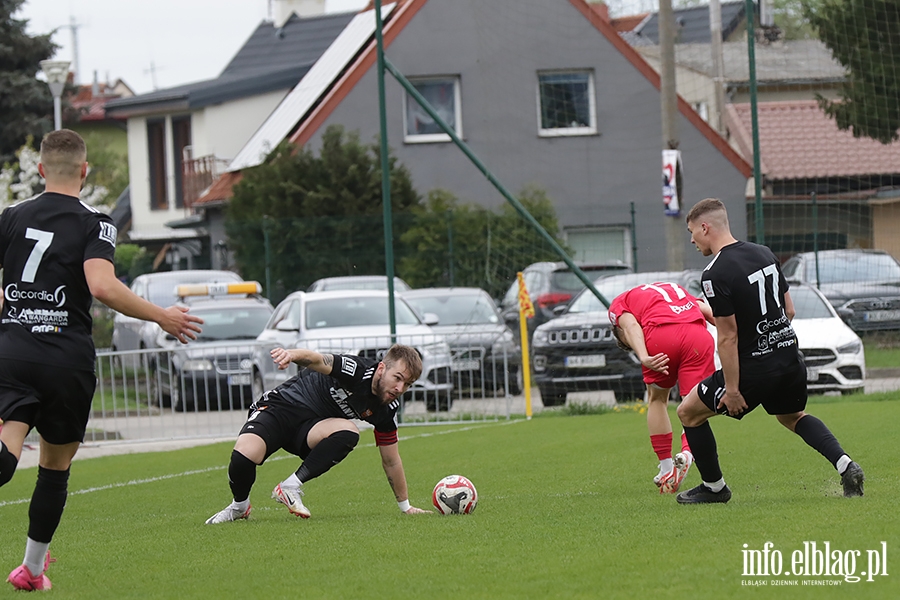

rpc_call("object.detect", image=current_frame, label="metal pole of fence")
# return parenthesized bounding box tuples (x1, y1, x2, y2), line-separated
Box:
(812, 191, 820, 288)
(630, 201, 638, 271)
(262, 215, 272, 299)
(745, 0, 765, 245)
(447, 209, 455, 286)
(375, 0, 397, 339)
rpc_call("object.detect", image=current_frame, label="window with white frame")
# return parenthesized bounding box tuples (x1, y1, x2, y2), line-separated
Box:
(565, 227, 630, 265)
(537, 70, 597, 136)
(404, 77, 462, 143)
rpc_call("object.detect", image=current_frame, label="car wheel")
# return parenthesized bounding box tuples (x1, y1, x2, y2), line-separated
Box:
(539, 386, 566, 407)
(426, 392, 453, 412)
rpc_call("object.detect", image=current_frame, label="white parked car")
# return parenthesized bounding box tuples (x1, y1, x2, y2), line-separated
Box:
(254, 290, 454, 410)
(790, 283, 866, 395)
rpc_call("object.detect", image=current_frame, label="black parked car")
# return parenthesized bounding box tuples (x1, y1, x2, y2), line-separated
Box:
(531, 270, 704, 406)
(782, 249, 900, 332)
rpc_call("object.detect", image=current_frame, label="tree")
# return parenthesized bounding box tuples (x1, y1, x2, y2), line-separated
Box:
(806, 0, 900, 144)
(225, 125, 420, 301)
(771, 0, 823, 40)
(399, 185, 568, 299)
(0, 0, 56, 165)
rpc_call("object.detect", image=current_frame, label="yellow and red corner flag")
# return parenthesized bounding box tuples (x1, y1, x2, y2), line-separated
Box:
(517, 272, 535, 319)
(516, 272, 534, 418)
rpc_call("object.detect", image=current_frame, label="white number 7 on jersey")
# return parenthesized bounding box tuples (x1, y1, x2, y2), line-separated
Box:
(23, 228, 54, 283)
(747, 264, 781, 315)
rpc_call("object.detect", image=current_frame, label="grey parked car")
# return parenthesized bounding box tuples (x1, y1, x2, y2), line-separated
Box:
(782, 249, 900, 332)
(403, 287, 522, 395)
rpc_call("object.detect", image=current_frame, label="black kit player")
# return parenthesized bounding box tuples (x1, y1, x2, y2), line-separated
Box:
(0, 130, 203, 591)
(206, 344, 431, 524)
(674, 197, 864, 504)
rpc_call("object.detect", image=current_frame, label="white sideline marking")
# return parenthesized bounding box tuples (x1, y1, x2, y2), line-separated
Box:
(0, 420, 519, 508)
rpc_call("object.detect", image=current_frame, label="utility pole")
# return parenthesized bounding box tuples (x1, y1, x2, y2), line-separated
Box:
(709, 0, 727, 133)
(659, 0, 684, 270)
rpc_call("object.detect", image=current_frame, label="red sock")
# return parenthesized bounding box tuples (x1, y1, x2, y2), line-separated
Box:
(681, 431, 691, 454)
(650, 433, 673, 461)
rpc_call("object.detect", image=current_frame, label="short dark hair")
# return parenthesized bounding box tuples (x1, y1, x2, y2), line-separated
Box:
(685, 197, 727, 225)
(40, 129, 86, 180)
(383, 344, 423, 382)
(611, 326, 632, 353)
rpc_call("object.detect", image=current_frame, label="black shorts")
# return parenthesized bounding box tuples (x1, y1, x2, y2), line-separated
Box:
(239, 392, 326, 462)
(0, 359, 97, 444)
(696, 365, 808, 420)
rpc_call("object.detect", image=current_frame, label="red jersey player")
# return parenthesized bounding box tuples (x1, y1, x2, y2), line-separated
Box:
(608, 282, 716, 493)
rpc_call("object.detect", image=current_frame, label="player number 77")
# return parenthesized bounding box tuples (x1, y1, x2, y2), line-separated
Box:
(639, 282, 686, 303)
(23, 228, 54, 283)
(747, 264, 781, 316)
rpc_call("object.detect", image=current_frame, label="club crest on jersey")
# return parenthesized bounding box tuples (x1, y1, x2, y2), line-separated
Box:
(702, 280, 715, 298)
(341, 357, 356, 376)
(98, 222, 117, 246)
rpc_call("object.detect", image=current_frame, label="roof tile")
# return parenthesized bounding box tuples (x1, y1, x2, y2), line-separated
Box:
(726, 100, 900, 180)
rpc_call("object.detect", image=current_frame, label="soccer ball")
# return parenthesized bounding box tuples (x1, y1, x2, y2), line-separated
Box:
(432, 475, 478, 515)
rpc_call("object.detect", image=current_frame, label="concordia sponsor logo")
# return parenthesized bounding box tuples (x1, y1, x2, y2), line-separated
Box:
(756, 313, 789, 335)
(740, 541, 889, 585)
(4, 284, 67, 308)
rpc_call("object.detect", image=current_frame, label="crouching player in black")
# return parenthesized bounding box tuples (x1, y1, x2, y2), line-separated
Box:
(206, 344, 431, 523)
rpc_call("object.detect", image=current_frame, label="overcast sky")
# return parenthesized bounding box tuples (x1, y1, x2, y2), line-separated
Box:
(19, 0, 370, 95)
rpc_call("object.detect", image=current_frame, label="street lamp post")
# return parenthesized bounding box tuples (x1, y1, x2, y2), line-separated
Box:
(40, 60, 71, 131)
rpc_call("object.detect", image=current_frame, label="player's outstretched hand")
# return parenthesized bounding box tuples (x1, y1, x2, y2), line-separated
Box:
(402, 505, 433, 515)
(160, 306, 203, 344)
(270, 347, 294, 370)
(641, 352, 669, 375)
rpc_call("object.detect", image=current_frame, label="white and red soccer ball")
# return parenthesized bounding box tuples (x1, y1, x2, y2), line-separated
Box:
(432, 475, 478, 515)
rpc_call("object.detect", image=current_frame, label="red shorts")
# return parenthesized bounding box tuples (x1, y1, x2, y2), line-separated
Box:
(642, 322, 715, 396)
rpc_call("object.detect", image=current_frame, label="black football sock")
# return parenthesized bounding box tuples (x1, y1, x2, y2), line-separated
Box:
(683, 422, 723, 484)
(0, 441, 18, 487)
(228, 450, 257, 503)
(793, 414, 846, 468)
(27, 466, 69, 543)
(295, 430, 359, 483)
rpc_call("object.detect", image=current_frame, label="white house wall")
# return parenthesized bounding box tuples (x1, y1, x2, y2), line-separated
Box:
(192, 90, 288, 160)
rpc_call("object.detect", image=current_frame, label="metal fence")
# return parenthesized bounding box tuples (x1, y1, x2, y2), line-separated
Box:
(66, 339, 529, 446)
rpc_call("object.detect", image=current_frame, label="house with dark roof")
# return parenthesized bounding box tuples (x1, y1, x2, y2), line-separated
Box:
(104, 0, 355, 269)
(623, 0, 753, 46)
(193, 0, 751, 274)
(726, 100, 900, 260)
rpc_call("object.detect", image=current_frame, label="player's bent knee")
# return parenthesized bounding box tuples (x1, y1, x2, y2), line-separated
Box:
(234, 433, 267, 464)
(330, 429, 360, 450)
(0, 448, 18, 486)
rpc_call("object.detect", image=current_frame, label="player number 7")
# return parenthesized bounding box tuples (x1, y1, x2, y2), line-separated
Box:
(23, 228, 54, 283)
(747, 264, 781, 315)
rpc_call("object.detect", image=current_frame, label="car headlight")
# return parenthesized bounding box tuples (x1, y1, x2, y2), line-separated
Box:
(837, 341, 862, 355)
(182, 359, 214, 371)
(532, 329, 548, 345)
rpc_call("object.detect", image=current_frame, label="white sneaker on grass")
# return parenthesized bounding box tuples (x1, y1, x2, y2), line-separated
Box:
(272, 483, 311, 518)
(205, 502, 251, 524)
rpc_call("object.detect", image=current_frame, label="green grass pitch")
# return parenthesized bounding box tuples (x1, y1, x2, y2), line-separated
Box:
(0, 397, 897, 599)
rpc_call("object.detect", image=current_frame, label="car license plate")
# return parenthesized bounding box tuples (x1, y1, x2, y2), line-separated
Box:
(452, 359, 481, 371)
(806, 368, 819, 382)
(863, 309, 900, 322)
(565, 355, 606, 368)
(228, 374, 252, 386)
